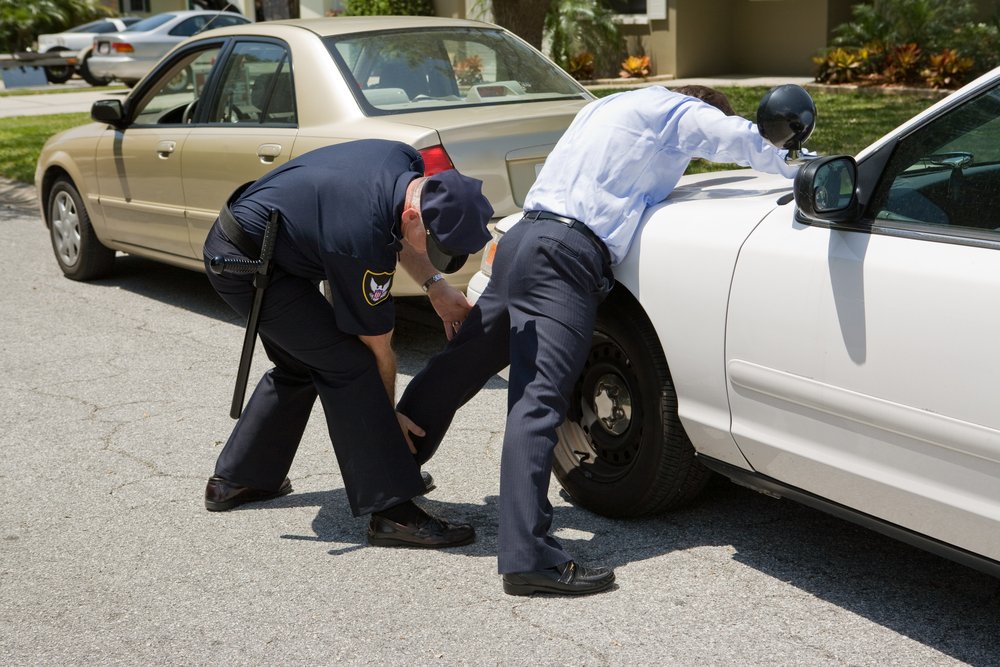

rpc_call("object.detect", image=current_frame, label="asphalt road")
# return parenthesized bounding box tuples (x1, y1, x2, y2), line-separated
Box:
(2, 198, 998, 666)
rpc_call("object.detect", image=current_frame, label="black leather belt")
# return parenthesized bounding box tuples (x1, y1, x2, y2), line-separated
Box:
(524, 210, 610, 262)
(218, 182, 261, 258)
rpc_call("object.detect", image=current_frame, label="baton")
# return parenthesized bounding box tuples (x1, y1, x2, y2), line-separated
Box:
(209, 208, 280, 419)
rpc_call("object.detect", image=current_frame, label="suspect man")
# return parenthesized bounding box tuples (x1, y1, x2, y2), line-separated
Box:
(396, 85, 805, 594)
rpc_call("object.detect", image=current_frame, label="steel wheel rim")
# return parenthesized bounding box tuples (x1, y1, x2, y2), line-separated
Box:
(560, 332, 643, 483)
(51, 190, 81, 267)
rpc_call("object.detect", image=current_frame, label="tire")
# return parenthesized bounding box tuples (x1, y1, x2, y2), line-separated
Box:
(553, 289, 711, 517)
(164, 66, 192, 94)
(47, 178, 115, 281)
(44, 53, 74, 84)
(80, 51, 111, 87)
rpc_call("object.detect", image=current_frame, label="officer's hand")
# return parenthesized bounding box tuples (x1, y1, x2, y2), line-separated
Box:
(396, 411, 424, 454)
(427, 281, 472, 340)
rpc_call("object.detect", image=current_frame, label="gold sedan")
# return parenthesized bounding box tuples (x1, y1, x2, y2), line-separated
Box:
(35, 16, 593, 294)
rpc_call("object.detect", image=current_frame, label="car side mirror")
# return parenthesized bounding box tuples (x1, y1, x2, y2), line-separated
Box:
(793, 155, 860, 224)
(91, 99, 125, 126)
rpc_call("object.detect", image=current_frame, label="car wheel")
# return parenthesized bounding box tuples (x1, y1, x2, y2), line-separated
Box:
(43, 49, 74, 84)
(164, 66, 192, 94)
(553, 289, 711, 517)
(79, 51, 111, 86)
(48, 178, 115, 281)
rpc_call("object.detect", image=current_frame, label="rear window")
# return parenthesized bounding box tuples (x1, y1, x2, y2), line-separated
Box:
(125, 13, 177, 32)
(326, 27, 587, 115)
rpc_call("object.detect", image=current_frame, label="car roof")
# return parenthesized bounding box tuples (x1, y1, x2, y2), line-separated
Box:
(252, 16, 495, 37)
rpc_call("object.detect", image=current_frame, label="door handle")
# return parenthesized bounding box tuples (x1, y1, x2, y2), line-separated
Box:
(156, 140, 176, 159)
(257, 143, 281, 163)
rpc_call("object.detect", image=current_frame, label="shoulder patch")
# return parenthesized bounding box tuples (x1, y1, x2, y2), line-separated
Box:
(363, 270, 394, 306)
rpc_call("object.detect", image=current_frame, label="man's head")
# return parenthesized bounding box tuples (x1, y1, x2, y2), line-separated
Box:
(673, 85, 736, 116)
(402, 170, 493, 273)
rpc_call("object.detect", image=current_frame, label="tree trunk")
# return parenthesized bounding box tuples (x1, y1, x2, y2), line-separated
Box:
(491, 0, 553, 51)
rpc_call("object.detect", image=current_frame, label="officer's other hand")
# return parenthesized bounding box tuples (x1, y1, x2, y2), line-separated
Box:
(396, 411, 424, 454)
(427, 281, 472, 340)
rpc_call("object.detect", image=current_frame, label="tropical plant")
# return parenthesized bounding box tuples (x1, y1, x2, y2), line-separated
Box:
(956, 20, 1000, 78)
(922, 48, 975, 89)
(0, 0, 107, 52)
(813, 47, 874, 84)
(343, 0, 434, 16)
(884, 42, 923, 84)
(453, 54, 483, 86)
(619, 54, 649, 78)
(566, 51, 595, 80)
(832, 0, 977, 53)
(544, 0, 621, 79)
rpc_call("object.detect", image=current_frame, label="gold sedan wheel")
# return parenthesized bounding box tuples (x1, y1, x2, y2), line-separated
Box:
(48, 178, 115, 281)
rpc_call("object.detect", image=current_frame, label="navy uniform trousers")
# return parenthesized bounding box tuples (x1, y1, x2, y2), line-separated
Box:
(397, 215, 613, 574)
(203, 222, 426, 517)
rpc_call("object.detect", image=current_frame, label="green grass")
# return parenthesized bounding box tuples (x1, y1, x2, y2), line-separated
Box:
(2, 86, 938, 184)
(0, 112, 89, 183)
(591, 86, 937, 174)
(0, 84, 126, 97)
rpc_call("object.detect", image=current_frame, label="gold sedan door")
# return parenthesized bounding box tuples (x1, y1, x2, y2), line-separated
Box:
(181, 40, 298, 254)
(94, 48, 220, 262)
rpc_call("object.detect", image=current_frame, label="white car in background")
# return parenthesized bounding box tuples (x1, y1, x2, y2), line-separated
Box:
(88, 10, 250, 87)
(470, 67, 1000, 579)
(36, 16, 140, 84)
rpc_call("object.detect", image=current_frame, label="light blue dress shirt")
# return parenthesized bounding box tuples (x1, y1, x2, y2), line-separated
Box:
(523, 86, 799, 264)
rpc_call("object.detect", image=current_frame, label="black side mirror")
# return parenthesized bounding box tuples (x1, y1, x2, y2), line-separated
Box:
(91, 99, 125, 126)
(794, 155, 860, 223)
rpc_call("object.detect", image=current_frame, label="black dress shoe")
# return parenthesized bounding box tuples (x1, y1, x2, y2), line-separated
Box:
(419, 470, 435, 495)
(502, 561, 616, 596)
(367, 509, 475, 548)
(205, 476, 292, 512)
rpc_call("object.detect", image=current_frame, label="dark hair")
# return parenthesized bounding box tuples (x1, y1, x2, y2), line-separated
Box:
(672, 85, 736, 116)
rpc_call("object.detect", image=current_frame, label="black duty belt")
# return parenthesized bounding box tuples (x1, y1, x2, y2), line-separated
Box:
(219, 203, 262, 259)
(524, 210, 610, 263)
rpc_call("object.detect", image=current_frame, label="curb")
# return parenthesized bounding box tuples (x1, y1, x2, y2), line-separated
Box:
(1, 178, 38, 209)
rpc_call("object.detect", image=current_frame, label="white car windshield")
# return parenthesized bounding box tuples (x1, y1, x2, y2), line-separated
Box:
(326, 28, 588, 114)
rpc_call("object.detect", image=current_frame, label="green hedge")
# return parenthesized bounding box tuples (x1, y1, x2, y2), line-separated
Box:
(343, 0, 435, 16)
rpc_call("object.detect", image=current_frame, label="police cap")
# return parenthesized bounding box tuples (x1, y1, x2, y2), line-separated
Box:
(420, 170, 494, 274)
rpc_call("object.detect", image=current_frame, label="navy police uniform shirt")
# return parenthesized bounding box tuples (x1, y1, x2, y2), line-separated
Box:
(230, 140, 423, 337)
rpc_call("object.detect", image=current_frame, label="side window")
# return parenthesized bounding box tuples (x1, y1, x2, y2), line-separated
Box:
(870, 84, 1000, 235)
(132, 47, 220, 125)
(170, 17, 204, 37)
(207, 41, 296, 126)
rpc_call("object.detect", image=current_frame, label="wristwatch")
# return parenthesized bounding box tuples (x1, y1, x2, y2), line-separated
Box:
(421, 273, 444, 293)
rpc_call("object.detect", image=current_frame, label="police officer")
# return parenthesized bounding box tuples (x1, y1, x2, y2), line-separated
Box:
(202, 139, 493, 549)
(396, 86, 806, 593)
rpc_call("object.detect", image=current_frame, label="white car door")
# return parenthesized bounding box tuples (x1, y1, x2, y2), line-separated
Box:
(724, 83, 1000, 561)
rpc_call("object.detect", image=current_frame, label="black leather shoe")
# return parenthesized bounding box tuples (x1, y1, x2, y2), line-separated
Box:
(205, 476, 292, 512)
(502, 561, 615, 596)
(419, 470, 435, 495)
(367, 509, 475, 548)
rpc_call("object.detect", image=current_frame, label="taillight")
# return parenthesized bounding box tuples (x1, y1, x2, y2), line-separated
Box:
(111, 42, 134, 53)
(419, 145, 454, 176)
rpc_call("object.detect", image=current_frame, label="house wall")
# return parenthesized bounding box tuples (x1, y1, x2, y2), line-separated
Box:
(730, 0, 830, 76)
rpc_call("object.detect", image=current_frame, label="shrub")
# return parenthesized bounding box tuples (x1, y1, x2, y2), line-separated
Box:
(813, 47, 873, 84)
(884, 42, 923, 84)
(453, 54, 483, 86)
(619, 55, 649, 78)
(566, 51, 595, 80)
(545, 0, 622, 79)
(922, 48, 974, 89)
(343, 0, 434, 16)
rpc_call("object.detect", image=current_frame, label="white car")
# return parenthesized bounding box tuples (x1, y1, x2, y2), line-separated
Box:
(469, 67, 1000, 578)
(88, 10, 249, 86)
(36, 17, 140, 84)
